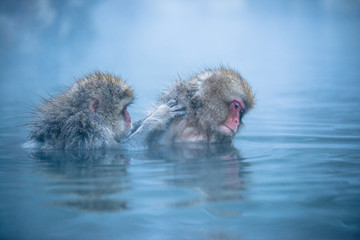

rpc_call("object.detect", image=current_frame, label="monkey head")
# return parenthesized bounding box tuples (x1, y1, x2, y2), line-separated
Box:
(191, 68, 255, 141)
(68, 72, 134, 142)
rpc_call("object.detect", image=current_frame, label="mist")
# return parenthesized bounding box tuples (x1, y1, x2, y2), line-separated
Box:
(1, 0, 360, 121)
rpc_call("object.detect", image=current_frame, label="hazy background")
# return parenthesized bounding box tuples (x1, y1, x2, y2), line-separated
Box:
(1, 1, 360, 239)
(1, 0, 360, 133)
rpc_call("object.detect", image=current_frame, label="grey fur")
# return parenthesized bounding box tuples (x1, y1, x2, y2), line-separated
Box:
(146, 67, 255, 143)
(25, 72, 134, 149)
(124, 99, 186, 147)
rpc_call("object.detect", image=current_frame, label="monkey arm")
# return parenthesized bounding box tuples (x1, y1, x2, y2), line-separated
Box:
(128, 119, 143, 136)
(123, 99, 186, 147)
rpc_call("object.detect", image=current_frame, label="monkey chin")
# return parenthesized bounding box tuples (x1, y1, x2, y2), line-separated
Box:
(219, 125, 236, 136)
(114, 128, 131, 143)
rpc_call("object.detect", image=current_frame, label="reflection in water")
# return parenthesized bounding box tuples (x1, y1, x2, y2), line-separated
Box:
(29, 149, 130, 212)
(29, 144, 248, 213)
(146, 144, 248, 206)
(1, 0, 360, 239)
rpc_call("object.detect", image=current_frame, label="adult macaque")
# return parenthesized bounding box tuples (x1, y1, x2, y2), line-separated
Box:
(26, 72, 184, 149)
(146, 67, 255, 144)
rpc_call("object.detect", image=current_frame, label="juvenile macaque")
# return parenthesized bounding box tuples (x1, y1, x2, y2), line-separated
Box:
(147, 67, 255, 143)
(26, 72, 134, 149)
(26, 72, 184, 149)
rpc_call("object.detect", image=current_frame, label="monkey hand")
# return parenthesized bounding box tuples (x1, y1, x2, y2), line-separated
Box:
(153, 99, 186, 120)
(144, 99, 186, 131)
(124, 99, 185, 146)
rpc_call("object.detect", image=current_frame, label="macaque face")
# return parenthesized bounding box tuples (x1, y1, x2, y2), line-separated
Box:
(109, 102, 133, 142)
(112, 107, 132, 142)
(219, 98, 246, 136)
(89, 97, 132, 126)
(122, 107, 131, 129)
(88, 88, 133, 142)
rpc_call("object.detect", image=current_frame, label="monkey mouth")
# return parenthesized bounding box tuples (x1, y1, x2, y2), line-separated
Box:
(219, 124, 236, 136)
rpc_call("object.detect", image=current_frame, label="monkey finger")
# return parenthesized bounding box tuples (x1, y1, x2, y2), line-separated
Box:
(173, 111, 186, 117)
(166, 99, 178, 107)
(171, 105, 186, 112)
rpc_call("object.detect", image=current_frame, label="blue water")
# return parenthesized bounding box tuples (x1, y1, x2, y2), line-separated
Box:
(1, 1, 360, 239)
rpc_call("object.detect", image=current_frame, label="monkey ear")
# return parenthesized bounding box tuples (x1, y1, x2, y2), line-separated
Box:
(89, 96, 100, 112)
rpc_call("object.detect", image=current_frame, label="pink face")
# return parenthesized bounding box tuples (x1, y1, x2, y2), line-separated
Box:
(123, 107, 132, 128)
(220, 98, 246, 136)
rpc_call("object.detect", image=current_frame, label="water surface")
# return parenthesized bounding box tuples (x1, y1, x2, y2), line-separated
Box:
(1, 1, 360, 239)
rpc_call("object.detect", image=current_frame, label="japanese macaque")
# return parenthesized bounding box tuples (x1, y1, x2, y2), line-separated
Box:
(147, 67, 255, 144)
(25, 72, 184, 149)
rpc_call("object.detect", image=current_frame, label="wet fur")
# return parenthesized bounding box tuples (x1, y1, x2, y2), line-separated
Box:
(26, 72, 134, 149)
(158, 67, 255, 143)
